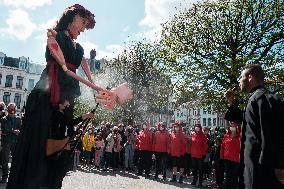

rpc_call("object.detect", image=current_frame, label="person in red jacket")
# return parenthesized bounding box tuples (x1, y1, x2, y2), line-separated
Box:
(153, 122, 169, 180)
(189, 123, 208, 187)
(168, 121, 186, 183)
(137, 122, 153, 177)
(220, 121, 240, 189)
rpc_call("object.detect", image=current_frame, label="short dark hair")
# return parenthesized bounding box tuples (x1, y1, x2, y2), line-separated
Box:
(244, 64, 264, 83)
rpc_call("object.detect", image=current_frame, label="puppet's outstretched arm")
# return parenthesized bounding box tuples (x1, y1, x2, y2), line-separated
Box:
(81, 57, 93, 83)
(47, 29, 101, 91)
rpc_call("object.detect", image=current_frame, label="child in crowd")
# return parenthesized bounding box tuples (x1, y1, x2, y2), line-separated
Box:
(94, 132, 105, 169)
(82, 127, 95, 165)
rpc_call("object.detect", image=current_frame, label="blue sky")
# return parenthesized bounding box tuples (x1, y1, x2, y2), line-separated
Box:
(0, 0, 196, 63)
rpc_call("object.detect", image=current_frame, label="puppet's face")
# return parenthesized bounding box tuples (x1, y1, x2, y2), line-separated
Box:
(67, 14, 89, 39)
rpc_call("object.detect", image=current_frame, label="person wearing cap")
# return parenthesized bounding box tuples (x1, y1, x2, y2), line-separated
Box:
(7, 4, 96, 189)
(153, 122, 169, 180)
(220, 121, 241, 189)
(189, 123, 208, 187)
(137, 122, 153, 177)
(168, 121, 187, 183)
(44, 98, 94, 189)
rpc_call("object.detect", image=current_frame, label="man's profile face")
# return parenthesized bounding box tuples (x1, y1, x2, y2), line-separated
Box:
(239, 69, 250, 92)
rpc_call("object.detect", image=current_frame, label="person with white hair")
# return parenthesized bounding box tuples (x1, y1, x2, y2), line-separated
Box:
(104, 126, 121, 171)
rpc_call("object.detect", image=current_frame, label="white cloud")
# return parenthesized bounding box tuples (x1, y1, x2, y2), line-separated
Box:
(140, 0, 196, 28)
(138, 0, 198, 41)
(38, 17, 57, 31)
(0, 9, 36, 41)
(98, 44, 124, 60)
(0, 0, 52, 9)
(79, 40, 124, 60)
(122, 25, 130, 32)
(80, 41, 99, 57)
(134, 27, 162, 42)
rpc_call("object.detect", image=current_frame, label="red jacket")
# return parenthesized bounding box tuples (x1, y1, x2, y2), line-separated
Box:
(220, 129, 240, 163)
(189, 130, 208, 158)
(168, 126, 186, 157)
(153, 129, 169, 153)
(138, 128, 153, 151)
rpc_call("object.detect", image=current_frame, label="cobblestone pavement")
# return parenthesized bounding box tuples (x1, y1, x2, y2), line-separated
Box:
(0, 165, 216, 189)
(62, 166, 216, 189)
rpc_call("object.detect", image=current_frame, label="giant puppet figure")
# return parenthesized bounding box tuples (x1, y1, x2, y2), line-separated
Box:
(7, 4, 132, 189)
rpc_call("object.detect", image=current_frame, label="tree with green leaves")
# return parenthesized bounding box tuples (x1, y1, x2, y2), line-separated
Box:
(107, 41, 173, 125)
(160, 0, 284, 110)
(74, 41, 173, 126)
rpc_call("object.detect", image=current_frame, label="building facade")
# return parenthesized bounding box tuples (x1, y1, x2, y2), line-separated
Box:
(174, 102, 225, 128)
(0, 52, 44, 113)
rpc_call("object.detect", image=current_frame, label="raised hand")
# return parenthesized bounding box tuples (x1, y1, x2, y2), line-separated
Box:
(224, 88, 235, 106)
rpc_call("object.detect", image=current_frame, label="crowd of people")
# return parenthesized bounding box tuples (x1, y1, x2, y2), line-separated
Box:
(68, 119, 241, 188)
(0, 101, 243, 188)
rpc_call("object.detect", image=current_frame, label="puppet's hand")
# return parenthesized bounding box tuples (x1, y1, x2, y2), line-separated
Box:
(95, 90, 117, 110)
(110, 83, 133, 104)
(47, 29, 57, 38)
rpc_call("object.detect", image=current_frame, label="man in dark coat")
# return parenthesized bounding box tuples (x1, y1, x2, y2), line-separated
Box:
(0, 103, 21, 183)
(224, 64, 284, 189)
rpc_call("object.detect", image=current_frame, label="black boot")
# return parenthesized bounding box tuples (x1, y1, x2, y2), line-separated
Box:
(178, 175, 183, 184)
(162, 172, 166, 181)
(170, 175, 177, 182)
(154, 173, 158, 179)
(191, 180, 197, 185)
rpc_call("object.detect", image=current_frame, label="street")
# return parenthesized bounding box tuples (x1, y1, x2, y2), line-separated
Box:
(62, 166, 215, 189)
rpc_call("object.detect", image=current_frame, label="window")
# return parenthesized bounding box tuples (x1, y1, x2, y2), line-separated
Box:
(5, 75, 13, 87)
(0, 73, 2, 85)
(95, 60, 100, 70)
(220, 118, 224, 126)
(177, 112, 179, 117)
(193, 109, 196, 116)
(197, 109, 200, 116)
(181, 112, 183, 117)
(19, 61, 26, 69)
(28, 79, 35, 90)
(203, 118, 206, 126)
(14, 93, 21, 109)
(3, 92, 10, 105)
(16, 76, 23, 89)
(0, 57, 4, 65)
(213, 118, 216, 126)
(203, 108, 207, 114)
(208, 118, 212, 126)
(208, 107, 212, 114)
(188, 109, 191, 116)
